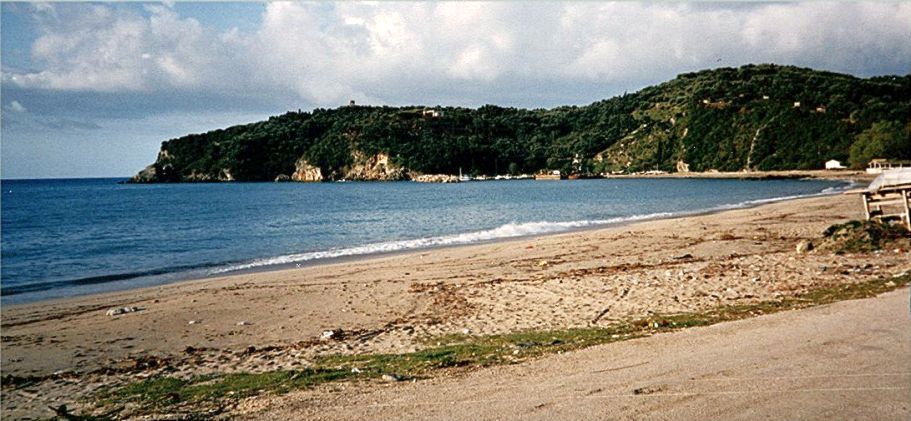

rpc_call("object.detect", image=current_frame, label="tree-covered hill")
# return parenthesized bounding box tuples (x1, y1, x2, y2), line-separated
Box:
(131, 64, 910, 182)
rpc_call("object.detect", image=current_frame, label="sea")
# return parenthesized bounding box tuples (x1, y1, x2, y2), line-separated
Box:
(1, 177, 849, 304)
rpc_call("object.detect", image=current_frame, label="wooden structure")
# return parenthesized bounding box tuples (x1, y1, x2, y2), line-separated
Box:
(854, 169, 911, 230)
(866, 159, 911, 174)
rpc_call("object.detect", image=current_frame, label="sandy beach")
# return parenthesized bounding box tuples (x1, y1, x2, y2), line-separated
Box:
(243, 288, 911, 421)
(2, 190, 910, 418)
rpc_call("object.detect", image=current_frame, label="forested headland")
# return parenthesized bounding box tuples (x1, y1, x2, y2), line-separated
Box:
(131, 64, 910, 183)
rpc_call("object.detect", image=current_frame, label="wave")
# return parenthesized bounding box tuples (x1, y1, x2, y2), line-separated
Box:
(209, 181, 853, 275)
(208, 212, 676, 274)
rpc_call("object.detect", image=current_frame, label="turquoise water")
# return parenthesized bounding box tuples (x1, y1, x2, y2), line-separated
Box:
(0, 178, 847, 304)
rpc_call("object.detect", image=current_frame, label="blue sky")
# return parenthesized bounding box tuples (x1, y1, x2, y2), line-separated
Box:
(2, 1, 910, 179)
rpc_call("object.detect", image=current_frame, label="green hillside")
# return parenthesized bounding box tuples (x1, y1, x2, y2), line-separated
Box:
(131, 64, 911, 182)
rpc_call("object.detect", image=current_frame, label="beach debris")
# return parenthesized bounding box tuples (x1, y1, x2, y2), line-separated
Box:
(48, 403, 122, 421)
(127, 355, 167, 370)
(461, 328, 471, 335)
(188, 320, 200, 325)
(537, 260, 549, 267)
(633, 385, 665, 395)
(236, 321, 252, 326)
(819, 220, 910, 254)
(351, 367, 362, 374)
(382, 373, 404, 382)
(320, 329, 344, 341)
(796, 240, 814, 254)
(105, 306, 140, 316)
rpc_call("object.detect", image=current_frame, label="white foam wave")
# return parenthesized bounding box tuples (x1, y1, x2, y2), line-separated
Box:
(209, 181, 851, 275)
(209, 212, 674, 274)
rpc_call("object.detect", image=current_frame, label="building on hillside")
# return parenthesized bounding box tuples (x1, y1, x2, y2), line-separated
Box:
(825, 159, 846, 170)
(422, 108, 444, 118)
(867, 159, 911, 174)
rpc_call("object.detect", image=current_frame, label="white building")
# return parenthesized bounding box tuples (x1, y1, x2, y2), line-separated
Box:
(422, 108, 444, 118)
(867, 159, 911, 174)
(825, 159, 846, 170)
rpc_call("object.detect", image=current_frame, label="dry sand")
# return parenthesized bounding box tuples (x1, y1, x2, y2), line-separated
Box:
(2, 191, 909, 418)
(241, 288, 911, 421)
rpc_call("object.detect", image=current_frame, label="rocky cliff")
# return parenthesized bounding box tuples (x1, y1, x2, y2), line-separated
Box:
(291, 157, 323, 182)
(345, 152, 407, 181)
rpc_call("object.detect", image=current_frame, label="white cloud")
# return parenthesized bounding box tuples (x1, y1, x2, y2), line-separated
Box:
(4, 4, 251, 93)
(7, 100, 27, 113)
(3, 2, 910, 108)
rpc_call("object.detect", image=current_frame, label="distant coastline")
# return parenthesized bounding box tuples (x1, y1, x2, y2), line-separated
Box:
(128, 65, 910, 184)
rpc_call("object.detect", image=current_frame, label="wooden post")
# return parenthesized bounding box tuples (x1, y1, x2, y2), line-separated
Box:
(862, 193, 871, 221)
(903, 189, 911, 231)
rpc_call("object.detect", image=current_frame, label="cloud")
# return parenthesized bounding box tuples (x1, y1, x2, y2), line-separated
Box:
(3, 3, 251, 94)
(40, 117, 101, 130)
(1, 99, 101, 130)
(2, 1, 910, 111)
(6, 100, 27, 113)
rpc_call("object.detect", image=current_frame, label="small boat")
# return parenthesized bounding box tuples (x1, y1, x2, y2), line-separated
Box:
(459, 168, 471, 182)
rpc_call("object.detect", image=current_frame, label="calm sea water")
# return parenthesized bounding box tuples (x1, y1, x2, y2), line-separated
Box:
(1, 178, 847, 304)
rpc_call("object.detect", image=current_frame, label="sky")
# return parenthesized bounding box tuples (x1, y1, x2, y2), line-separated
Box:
(1, 2, 910, 179)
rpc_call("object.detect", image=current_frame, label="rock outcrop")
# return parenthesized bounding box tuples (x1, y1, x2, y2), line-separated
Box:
(129, 150, 175, 183)
(676, 160, 690, 173)
(292, 157, 323, 182)
(130, 164, 158, 183)
(345, 152, 408, 181)
(185, 169, 234, 182)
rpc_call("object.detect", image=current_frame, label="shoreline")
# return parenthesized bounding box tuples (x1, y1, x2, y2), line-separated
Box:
(3, 175, 865, 306)
(2, 168, 870, 183)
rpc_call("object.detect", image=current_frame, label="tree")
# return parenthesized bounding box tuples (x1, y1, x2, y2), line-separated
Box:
(848, 121, 911, 169)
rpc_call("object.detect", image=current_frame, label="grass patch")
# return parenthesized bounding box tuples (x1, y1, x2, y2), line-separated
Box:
(98, 274, 910, 417)
(98, 368, 352, 411)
